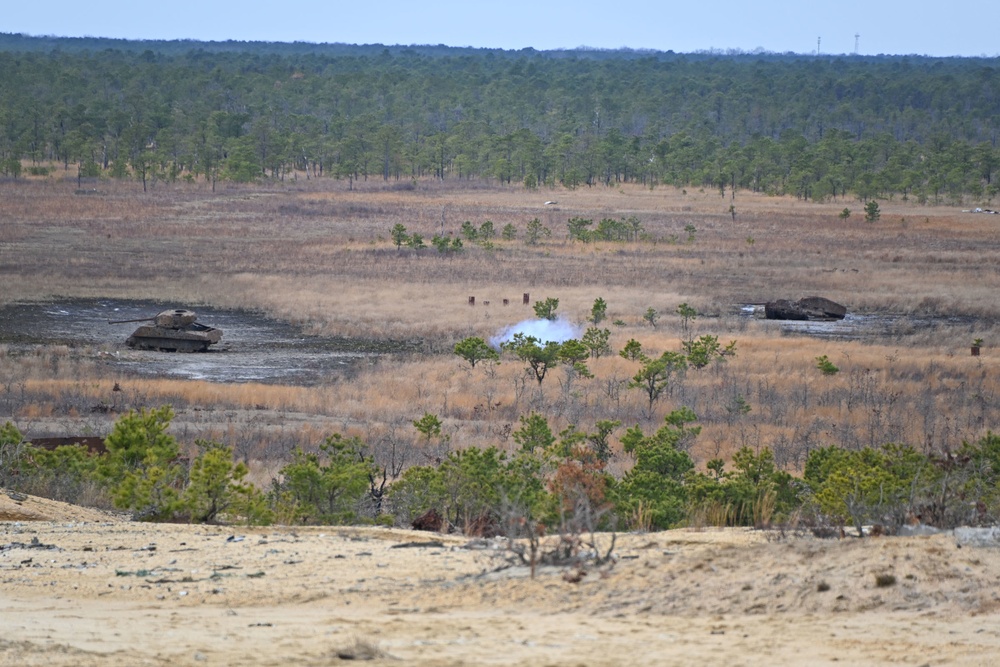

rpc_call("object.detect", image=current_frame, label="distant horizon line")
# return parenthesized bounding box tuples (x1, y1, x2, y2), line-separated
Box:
(2, 31, 994, 59)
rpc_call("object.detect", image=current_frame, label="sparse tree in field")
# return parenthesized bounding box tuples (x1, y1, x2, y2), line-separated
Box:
(533, 297, 560, 321)
(660, 407, 702, 450)
(131, 146, 157, 193)
(815, 355, 840, 376)
(479, 220, 496, 242)
(558, 338, 593, 378)
(413, 412, 445, 446)
(567, 216, 593, 242)
(683, 335, 737, 369)
(839, 207, 851, 220)
(460, 220, 479, 241)
(502, 333, 562, 386)
(643, 307, 660, 328)
(629, 351, 688, 417)
(502, 223, 517, 241)
(454, 337, 499, 368)
(676, 302, 697, 340)
(432, 234, 463, 254)
(620, 338, 644, 361)
(390, 223, 410, 250)
(724, 393, 752, 425)
(361, 425, 417, 515)
(707, 458, 726, 481)
(431, 234, 448, 252)
(524, 218, 550, 245)
(407, 232, 425, 249)
(582, 327, 612, 359)
(627, 215, 645, 241)
(864, 200, 881, 222)
(590, 297, 608, 325)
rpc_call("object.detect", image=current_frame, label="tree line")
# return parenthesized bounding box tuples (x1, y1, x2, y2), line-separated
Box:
(5, 408, 1000, 538)
(0, 36, 998, 201)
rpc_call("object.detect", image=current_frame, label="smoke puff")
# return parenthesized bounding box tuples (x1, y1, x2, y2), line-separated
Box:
(490, 317, 582, 349)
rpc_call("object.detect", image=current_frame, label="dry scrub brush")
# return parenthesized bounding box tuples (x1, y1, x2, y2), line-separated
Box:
(3, 178, 1000, 472)
(4, 325, 998, 474)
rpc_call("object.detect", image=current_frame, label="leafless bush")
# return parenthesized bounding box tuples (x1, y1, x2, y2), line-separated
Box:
(490, 495, 617, 580)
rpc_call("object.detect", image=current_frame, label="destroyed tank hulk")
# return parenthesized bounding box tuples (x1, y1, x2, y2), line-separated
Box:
(764, 296, 847, 321)
(110, 309, 223, 352)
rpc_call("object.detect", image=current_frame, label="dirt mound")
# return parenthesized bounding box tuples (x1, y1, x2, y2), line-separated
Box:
(2, 522, 999, 665)
(0, 489, 121, 523)
(443, 530, 999, 618)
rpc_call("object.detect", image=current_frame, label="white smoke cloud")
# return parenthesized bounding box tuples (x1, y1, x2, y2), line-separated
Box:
(490, 317, 582, 349)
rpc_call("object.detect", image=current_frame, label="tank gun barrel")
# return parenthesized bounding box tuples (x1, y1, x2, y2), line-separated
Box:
(108, 316, 156, 324)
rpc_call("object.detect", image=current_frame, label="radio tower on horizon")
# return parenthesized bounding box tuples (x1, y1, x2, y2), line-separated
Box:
(855, 34, 860, 54)
(817, 36, 821, 55)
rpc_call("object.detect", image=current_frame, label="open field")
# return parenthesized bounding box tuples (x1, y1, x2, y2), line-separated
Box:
(4, 177, 1000, 327)
(1, 176, 999, 467)
(3, 176, 1000, 665)
(3, 497, 1000, 666)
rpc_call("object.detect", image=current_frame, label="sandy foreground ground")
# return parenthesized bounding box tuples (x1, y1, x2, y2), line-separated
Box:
(2, 492, 1000, 666)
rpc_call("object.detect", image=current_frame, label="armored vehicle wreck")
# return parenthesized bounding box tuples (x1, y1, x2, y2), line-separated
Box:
(111, 309, 223, 352)
(764, 297, 847, 321)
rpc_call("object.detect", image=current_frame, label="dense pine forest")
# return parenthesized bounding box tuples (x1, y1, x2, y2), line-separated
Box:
(1, 33, 998, 202)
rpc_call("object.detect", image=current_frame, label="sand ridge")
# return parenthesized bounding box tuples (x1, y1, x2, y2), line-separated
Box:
(0, 490, 123, 523)
(2, 500, 1000, 666)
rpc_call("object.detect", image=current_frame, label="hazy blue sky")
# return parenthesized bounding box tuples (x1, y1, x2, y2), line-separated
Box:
(5, 0, 999, 57)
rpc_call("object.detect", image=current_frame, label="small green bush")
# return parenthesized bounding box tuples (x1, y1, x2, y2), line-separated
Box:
(815, 355, 840, 376)
(181, 441, 270, 525)
(271, 434, 374, 525)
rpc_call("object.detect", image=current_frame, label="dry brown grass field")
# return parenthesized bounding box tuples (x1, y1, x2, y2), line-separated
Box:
(2, 175, 999, 469)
